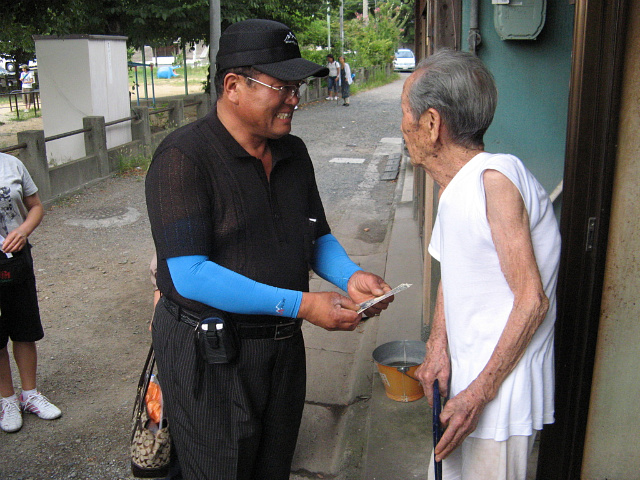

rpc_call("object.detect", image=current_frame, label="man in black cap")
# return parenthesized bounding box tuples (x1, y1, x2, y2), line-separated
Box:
(145, 19, 394, 479)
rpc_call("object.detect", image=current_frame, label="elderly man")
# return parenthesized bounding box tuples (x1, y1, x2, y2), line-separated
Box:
(145, 19, 393, 480)
(405, 50, 561, 479)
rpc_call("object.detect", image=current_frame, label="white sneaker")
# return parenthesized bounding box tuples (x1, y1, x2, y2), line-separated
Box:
(326, 96, 332, 100)
(23, 109, 30, 113)
(334, 96, 339, 100)
(1, 397, 23, 433)
(21, 392, 62, 420)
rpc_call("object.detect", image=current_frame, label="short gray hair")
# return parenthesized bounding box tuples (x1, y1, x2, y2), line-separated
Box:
(406, 49, 497, 149)
(214, 66, 260, 98)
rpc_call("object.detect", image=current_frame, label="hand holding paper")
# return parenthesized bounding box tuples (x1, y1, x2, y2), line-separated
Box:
(356, 283, 412, 314)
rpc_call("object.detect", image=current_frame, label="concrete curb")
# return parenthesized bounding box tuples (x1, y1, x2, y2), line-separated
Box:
(291, 140, 433, 479)
(360, 150, 432, 480)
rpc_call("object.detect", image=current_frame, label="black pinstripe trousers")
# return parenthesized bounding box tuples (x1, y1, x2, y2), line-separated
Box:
(151, 304, 306, 480)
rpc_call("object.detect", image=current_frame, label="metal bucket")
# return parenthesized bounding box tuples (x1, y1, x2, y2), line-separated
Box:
(372, 340, 426, 402)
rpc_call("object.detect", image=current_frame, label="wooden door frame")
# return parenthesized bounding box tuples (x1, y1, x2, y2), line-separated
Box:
(536, 0, 629, 477)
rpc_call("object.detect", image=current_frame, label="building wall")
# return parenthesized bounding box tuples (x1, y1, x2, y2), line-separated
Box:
(462, 0, 574, 196)
(87, 39, 131, 150)
(36, 38, 93, 163)
(34, 35, 131, 165)
(581, 0, 640, 477)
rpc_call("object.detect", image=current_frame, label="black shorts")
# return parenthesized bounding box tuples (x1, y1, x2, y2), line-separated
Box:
(0, 274, 43, 348)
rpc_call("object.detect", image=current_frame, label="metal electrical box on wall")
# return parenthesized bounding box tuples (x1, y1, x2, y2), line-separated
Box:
(492, 0, 547, 40)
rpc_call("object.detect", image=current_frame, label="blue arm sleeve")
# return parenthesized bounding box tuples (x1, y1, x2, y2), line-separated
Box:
(167, 256, 302, 318)
(311, 233, 363, 292)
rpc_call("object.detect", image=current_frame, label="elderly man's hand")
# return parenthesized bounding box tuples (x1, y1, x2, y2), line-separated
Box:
(433, 383, 490, 462)
(347, 270, 393, 317)
(415, 340, 450, 408)
(298, 291, 362, 331)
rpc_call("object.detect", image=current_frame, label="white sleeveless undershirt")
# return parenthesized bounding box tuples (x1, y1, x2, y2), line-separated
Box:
(428, 152, 561, 441)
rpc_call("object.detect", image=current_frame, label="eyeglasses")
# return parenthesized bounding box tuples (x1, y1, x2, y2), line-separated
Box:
(239, 74, 307, 100)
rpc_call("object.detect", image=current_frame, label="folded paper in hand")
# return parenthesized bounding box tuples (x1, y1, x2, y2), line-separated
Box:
(357, 283, 412, 314)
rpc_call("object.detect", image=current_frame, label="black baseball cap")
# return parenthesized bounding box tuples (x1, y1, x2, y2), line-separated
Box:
(216, 19, 329, 81)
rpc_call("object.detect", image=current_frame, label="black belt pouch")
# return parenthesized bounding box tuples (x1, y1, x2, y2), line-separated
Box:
(195, 308, 239, 364)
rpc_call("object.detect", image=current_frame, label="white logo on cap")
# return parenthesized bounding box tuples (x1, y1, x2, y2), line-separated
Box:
(284, 32, 298, 45)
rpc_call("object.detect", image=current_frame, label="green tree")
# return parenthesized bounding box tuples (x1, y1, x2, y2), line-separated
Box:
(344, 0, 411, 68)
(297, 18, 330, 48)
(0, 0, 333, 64)
(0, 0, 83, 66)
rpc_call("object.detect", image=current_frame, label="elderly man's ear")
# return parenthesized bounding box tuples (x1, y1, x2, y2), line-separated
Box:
(419, 107, 443, 144)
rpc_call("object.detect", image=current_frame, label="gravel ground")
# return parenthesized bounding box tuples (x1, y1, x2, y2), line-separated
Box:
(0, 174, 155, 480)
(0, 73, 408, 479)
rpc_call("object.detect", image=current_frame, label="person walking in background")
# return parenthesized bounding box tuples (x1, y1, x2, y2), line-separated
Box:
(145, 19, 393, 479)
(338, 56, 352, 106)
(403, 50, 561, 479)
(326, 54, 340, 100)
(19, 65, 35, 113)
(0, 152, 62, 434)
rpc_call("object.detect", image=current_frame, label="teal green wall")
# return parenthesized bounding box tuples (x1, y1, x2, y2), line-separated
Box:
(462, 0, 574, 195)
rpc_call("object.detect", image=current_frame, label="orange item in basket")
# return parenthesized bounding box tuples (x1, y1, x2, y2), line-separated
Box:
(145, 379, 163, 424)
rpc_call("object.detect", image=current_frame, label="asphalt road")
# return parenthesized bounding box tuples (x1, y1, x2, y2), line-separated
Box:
(293, 74, 407, 239)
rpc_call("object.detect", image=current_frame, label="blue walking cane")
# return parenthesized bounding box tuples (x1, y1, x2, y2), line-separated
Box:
(433, 379, 443, 480)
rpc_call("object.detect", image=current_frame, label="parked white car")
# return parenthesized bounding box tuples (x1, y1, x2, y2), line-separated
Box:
(393, 49, 416, 72)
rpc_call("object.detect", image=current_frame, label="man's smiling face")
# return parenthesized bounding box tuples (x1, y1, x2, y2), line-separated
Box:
(236, 73, 301, 141)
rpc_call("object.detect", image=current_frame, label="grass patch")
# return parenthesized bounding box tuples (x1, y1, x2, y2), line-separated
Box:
(129, 65, 209, 95)
(351, 71, 400, 96)
(117, 153, 152, 176)
(15, 110, 40, 121)
(1, 109, 41, 123)
(49, 191, 85, 209)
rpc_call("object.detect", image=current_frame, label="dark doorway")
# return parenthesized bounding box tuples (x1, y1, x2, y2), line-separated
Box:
(536, 0, 629, 478)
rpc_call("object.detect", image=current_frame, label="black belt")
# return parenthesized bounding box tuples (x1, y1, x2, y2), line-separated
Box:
(162, 296, 200, 327)
(162, 297, 302, 340)
(236, 320, 302, 340)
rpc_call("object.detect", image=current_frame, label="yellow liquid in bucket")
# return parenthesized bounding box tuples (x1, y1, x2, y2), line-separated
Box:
(376, 361, 424, 402)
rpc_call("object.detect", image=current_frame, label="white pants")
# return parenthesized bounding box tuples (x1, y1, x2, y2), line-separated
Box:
(427, 433, 538, 480)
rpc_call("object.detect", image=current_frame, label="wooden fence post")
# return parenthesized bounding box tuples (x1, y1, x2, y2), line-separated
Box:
(17, 130, 52, 202)
(196, 93, 212, 118)
(83, 116, 109, 177)
(131, 106, 151, 145)
(314, 77, 322, 100)
(168, 99, 184, 129)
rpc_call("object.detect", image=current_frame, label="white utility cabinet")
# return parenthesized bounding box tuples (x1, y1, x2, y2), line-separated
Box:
(34, 35, 131, 165)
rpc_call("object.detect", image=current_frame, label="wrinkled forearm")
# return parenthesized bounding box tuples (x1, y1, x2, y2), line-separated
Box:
(426, 281, 448, 352)
(470, 291, 549, 403)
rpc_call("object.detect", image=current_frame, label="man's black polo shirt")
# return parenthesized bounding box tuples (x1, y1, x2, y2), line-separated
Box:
(145, 107, 331, 320)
